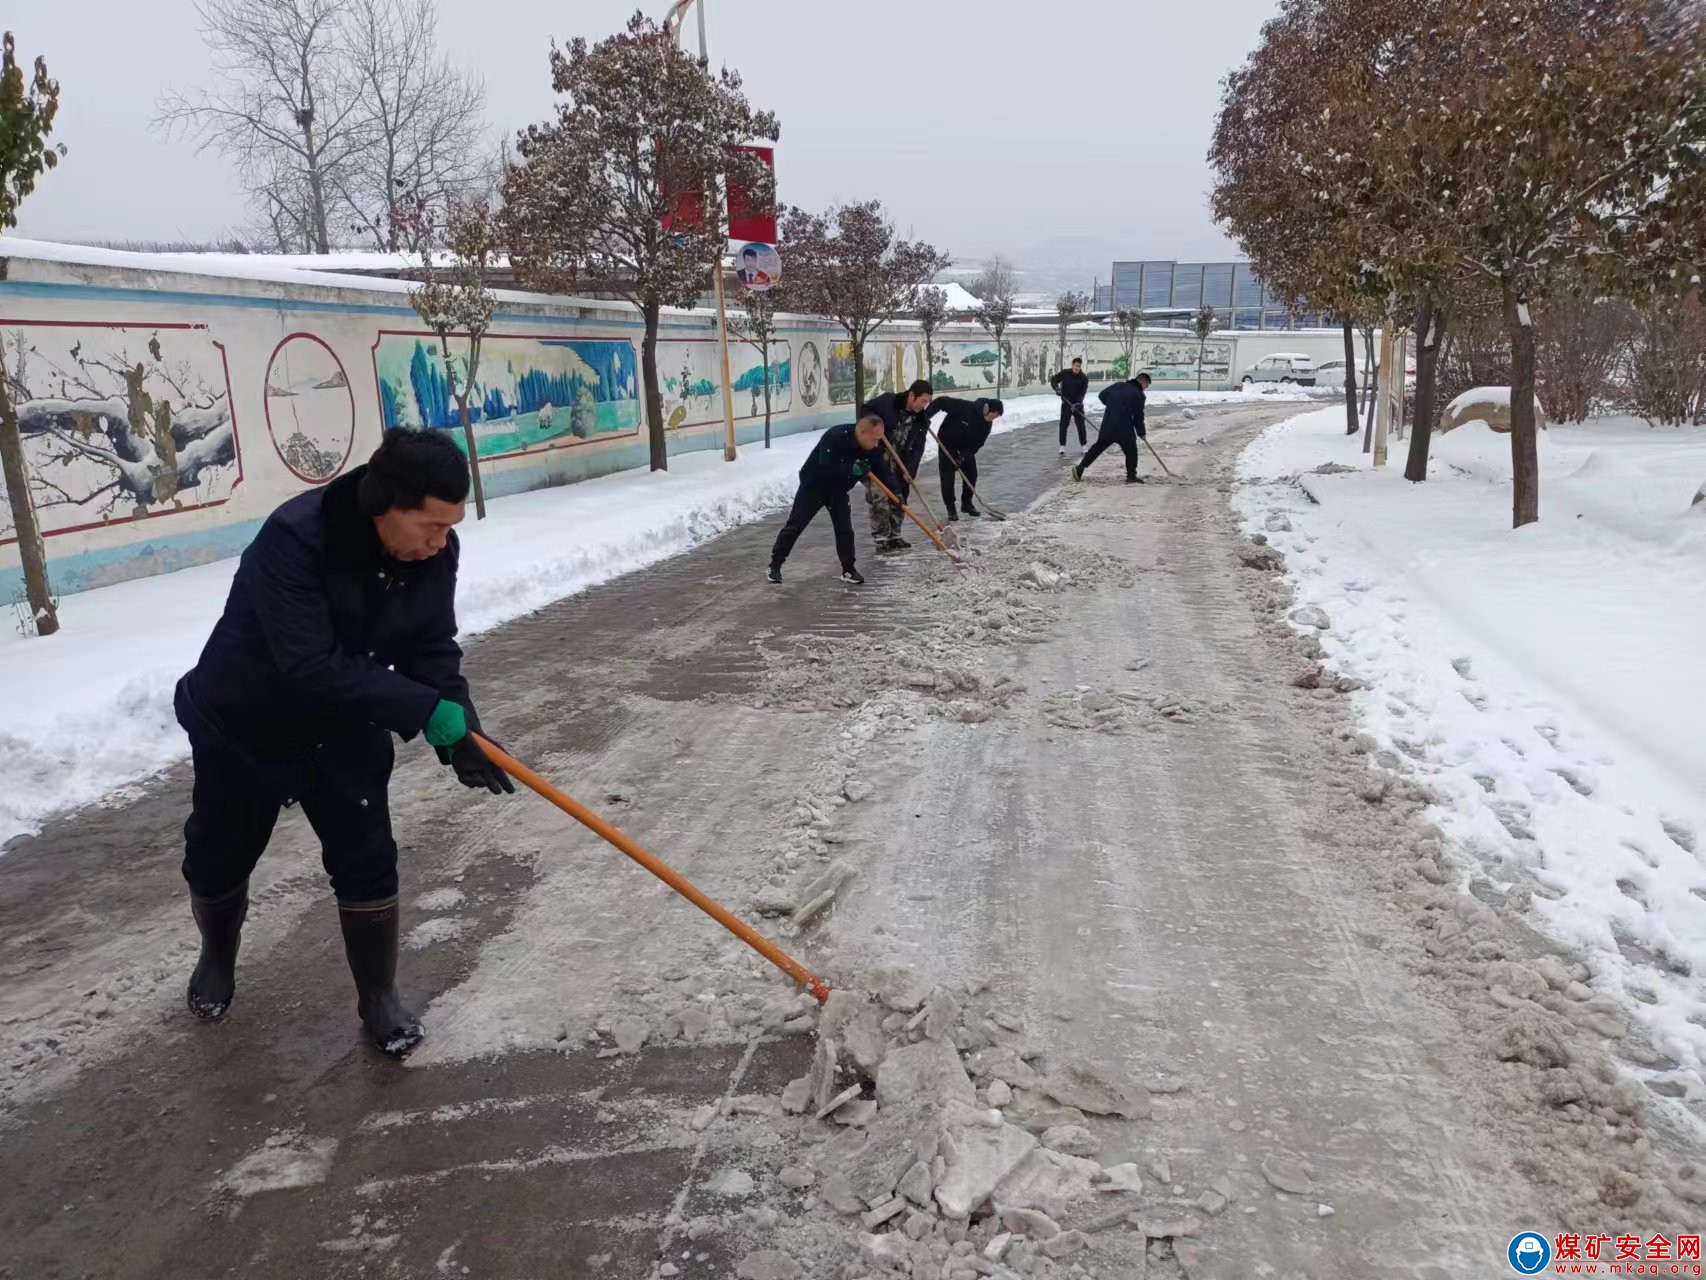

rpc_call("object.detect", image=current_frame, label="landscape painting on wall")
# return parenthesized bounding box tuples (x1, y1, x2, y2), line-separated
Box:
(265, 333, 355, 482)
(657, 339, 792, 428)
(374, 332, 642, 460)
(1136, 338, 1233, 384)
(929, 340, 1003, 393)
(0, 321, 239, 542)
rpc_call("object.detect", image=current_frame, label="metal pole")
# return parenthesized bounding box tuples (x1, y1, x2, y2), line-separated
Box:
(678, 0, 738, 461)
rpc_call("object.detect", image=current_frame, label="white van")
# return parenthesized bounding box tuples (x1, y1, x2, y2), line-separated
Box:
(1242, 353, 1316, 387)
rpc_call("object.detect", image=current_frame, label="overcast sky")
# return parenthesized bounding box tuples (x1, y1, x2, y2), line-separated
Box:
(9, 0, 1277, 290)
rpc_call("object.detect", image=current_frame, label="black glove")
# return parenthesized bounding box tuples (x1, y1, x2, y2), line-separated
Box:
(436, 734, 516, 795)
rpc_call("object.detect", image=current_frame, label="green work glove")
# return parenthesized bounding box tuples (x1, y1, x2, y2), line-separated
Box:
(423, 699, 468, 748)
(851, 460, 869, 478)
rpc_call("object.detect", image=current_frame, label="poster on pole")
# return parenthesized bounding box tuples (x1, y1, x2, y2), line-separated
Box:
(726, 145, 777, 243)
(736, 243, 781, 292)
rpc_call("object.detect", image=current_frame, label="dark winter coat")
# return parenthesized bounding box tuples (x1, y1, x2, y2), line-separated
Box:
(175, 466, 479, 803)
(860, 391, 931, 474)
(1050, 368, 1089, 405)
(1097, 380, 1148, 439)
(798, 422, 897, 496)
(929, 396, 998, 457)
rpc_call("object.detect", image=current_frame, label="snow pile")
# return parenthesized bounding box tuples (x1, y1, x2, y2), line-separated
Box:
(0, 398, 1064, 848)
(1236, 409, 1706, 1084)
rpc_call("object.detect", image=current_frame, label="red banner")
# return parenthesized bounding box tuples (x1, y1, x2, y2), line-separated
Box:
(725, 145, 776, 244)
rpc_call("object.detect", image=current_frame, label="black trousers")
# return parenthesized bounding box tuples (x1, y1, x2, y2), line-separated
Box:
(771, 484, 857, 569)
(938, 448, 978, 514)
(181, 728, 400, 903)
(1059, 402, 1088, 446)
(1081, 430, 1139, 479)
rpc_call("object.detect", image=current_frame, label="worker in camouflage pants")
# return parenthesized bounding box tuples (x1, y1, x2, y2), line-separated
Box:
(859, 380, 934, 554)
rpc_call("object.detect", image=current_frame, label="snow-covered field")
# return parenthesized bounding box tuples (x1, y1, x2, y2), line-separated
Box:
(1236, 409, 1706, 1084)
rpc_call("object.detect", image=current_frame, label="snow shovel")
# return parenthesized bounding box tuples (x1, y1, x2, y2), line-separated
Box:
(879, 437, 958, 548)
(1141, 436, 1175, 480)
(472, 733, 832, 1004)
(921, 420, 1008, 521)
(865, 472, 964, 567)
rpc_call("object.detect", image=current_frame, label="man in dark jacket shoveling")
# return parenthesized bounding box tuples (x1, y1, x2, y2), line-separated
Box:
(1050, 357, 1090, 455)
(927, 396, 1004, 520)
(1074, 372, 1151, 484)
(174, 428, 512, 1059)
(768, 413, 897, 584)
(859, 380, 934, 554)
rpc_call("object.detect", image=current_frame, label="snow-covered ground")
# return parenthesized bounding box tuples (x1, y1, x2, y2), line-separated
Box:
(1236, 409, 1706, 1085)
(3, 395, 1132, 847)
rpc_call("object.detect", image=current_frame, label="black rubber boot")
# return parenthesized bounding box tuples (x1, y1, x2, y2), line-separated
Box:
(337, 898, 424, 1059)
(187, 880, 249, 1021)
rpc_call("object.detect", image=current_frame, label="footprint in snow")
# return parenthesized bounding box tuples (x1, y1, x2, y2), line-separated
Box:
(1452, 655, 1476, 679)
(1662, 820, 1698, 855)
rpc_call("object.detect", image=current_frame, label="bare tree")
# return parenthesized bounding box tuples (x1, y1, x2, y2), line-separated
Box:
(777, 200, 947, 410)
(1, 31, 66, 635)
(1054, 290, 1087, 372)
(1536, 282, 1636, 423)
(502, 13, 776, 471)
(394, 191, 498, 518)
(1189, 303, 1219, 391)
(914, 286, 950, 382)
(1112, 306, 1143, 379)
(156, 0, 368, 254)
(972, 258, 1019, 396)
(728, 288, 779, 448)
(334, 0, 486, 250)
(1628, 290, 1706, 426)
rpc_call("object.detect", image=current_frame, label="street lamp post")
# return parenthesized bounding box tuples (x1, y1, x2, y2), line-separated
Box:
(666, 0, 740, 462)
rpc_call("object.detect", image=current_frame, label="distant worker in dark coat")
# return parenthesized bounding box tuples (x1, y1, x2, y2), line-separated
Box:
(859, 380, 934, 553)
(768, 414, 897, 585)
(174, 429, 512, 1059)
(1050, 357, 1090, 454)
(927, 396, 1004, 520)
(1073, 372, 1151, 484)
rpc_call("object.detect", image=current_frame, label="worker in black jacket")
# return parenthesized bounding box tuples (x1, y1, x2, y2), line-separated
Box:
(768, 414, 897, 585)
(928, 396, 1004, 520)
(1050, 358, 1090, 454)
(1073, 372, 1151, 483)
(859, 380, 934, 553)
(174, 429, 512, 1059)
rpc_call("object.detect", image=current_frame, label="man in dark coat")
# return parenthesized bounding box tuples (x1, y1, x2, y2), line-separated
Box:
(768, 414, 896, 585)
(1073, 372, 1151, 484)
(1050, 357, 1090, 454)
(859, 380, 933, 553)
(174, 428, 511, 1058)
(927, 396, 1004, 520)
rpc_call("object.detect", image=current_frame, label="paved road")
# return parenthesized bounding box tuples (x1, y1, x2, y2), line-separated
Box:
(1, 400, 1615, 1279)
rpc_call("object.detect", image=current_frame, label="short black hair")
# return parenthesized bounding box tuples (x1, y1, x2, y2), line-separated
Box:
(907, 379, 933, 397)
(1071, 357, 1082, 365)
(984, 398, 1005, 416)
(358, 428, 471, 515)
(1136, 372, 1153, 385)
(743, 247, 758, 258)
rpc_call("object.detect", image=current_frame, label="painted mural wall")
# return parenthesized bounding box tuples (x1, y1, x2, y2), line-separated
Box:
(0, 243, 1337, 599)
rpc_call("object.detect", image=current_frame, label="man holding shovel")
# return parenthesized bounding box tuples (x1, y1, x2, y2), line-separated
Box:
(173, 428, 512, 1059)
(1050, 357, 1090, 455)
(768, 413, 897, 585)
(927, 396, 1004, 520)
(859, 380, 934, 554)
(1074, 372, 1151, 484)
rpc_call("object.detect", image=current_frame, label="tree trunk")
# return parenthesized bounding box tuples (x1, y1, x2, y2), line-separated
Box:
(1503, 278, 1541, 528)
(1361, 328, 1378, 452)
(0, 366, 59, 637)
(299, 113, 332, 255)
(1196, 338, 1206, 391)
(852, 334, 866, 411)
(641, 302, 667, 472)
(1342, 319, 1359, 434)
(996, 336, 1005, 396)
(456, 398, 487, 519)
(1404, 300, 1446, 484)
(762, 351, 772, 448)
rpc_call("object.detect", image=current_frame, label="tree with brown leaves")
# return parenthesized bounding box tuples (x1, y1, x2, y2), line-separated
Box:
(776, 200, 947, 410)
(500, 11, 777, 471)
(1, 32, 66, 635)
(914, 286, 950, 382)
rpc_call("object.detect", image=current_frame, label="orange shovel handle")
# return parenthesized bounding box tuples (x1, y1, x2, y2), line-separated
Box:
(473, 734, 831, 1004)
(866, 472, 959, 560)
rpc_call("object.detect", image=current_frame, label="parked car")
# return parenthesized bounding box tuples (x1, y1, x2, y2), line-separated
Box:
(1242, 353, 1317, 386)
(1314, 358, 1350, 388)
